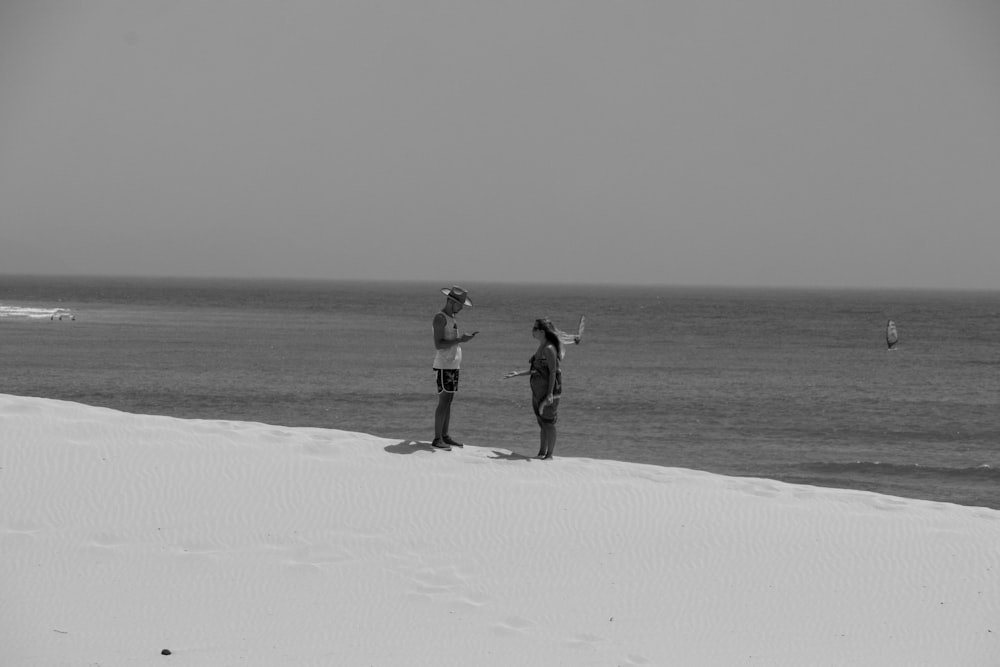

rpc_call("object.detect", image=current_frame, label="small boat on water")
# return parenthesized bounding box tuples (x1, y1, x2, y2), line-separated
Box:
(886, 319, 898, 349)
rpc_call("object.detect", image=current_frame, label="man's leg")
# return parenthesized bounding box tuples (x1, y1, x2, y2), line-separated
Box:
(434, 391, 454, 441)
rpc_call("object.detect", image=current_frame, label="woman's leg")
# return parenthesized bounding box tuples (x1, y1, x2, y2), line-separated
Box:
(532, 397, 545, 457)
(541, 422, 556, 459)
(540, 396, 559, 459)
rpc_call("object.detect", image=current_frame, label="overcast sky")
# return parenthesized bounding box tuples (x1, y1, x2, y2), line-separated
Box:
(2, 1, 998, 289)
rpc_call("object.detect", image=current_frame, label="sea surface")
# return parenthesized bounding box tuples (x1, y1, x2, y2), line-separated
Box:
(2, 275, 998, 509)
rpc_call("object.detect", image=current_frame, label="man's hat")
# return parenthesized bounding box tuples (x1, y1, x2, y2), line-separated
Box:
(441, 285, 472, 307)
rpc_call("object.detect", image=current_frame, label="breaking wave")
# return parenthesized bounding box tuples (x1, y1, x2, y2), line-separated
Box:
(0, 305, 75, 319)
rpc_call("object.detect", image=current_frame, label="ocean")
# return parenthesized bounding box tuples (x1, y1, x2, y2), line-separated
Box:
(2, 275, 998, 509)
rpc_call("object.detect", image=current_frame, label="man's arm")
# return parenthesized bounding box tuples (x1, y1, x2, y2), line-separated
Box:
(434, 313, 479, 350)
(432, 313, 452, 350)
(433, 312, 478, 349)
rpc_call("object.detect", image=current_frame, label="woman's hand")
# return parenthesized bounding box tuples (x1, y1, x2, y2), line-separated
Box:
(544, 394, 555, 405)
(503, 370, 525, 379)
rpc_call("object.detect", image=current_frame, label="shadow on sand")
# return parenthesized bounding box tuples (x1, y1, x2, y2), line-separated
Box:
(487, 450, 534, 461)
(383, 440, 535, 461)
(384, 440, 441, 455)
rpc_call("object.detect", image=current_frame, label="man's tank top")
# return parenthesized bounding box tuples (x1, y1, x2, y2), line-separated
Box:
(433, 312, 462, 369)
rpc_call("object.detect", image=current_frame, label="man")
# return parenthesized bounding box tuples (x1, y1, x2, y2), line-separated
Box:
(432, 286, 478, 450)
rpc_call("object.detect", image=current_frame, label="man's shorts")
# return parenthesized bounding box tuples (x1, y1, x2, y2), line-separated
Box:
(435, 368, 460, 394)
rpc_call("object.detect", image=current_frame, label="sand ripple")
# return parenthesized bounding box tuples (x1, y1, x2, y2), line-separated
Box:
(2, 394, 998, 666)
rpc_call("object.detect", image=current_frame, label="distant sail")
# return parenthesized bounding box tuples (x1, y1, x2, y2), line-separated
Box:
(886, 320, 898, 349)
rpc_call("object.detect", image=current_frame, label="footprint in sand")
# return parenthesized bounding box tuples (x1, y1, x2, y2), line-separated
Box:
(171, 542, 224, 560)
(738, 479, 781, 498)
(299, 440, 343, 461)
(445, 590, 491, 614)
(262, 428, 297, 444)
(457, 590, 490, 608)
(871, 496, 909, 512)
(491, 616, 536, 636)
(566, 632, 606, 649)
(0, 520, 43, 547)
(399, 563, 491, 617)
(407, 575, 459, 600)
(283, 544, 353, 573)
(6, 519, 42, 533)
(89, 532, 125, 548)
(792, 488, 817, 501)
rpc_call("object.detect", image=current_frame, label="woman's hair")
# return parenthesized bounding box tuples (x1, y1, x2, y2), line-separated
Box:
(534, 318, 565, 360)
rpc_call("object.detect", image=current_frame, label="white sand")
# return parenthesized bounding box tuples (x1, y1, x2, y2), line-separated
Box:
(2, 394, 998, 666)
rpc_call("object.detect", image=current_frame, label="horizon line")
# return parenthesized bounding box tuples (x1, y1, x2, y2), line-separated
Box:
(1, 272, 998, 294)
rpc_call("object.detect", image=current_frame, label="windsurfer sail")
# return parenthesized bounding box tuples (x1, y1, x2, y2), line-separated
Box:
(886, 319, 898, 349)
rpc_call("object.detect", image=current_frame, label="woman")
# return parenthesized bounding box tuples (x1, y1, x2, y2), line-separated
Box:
(504, 318, 565, 460)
